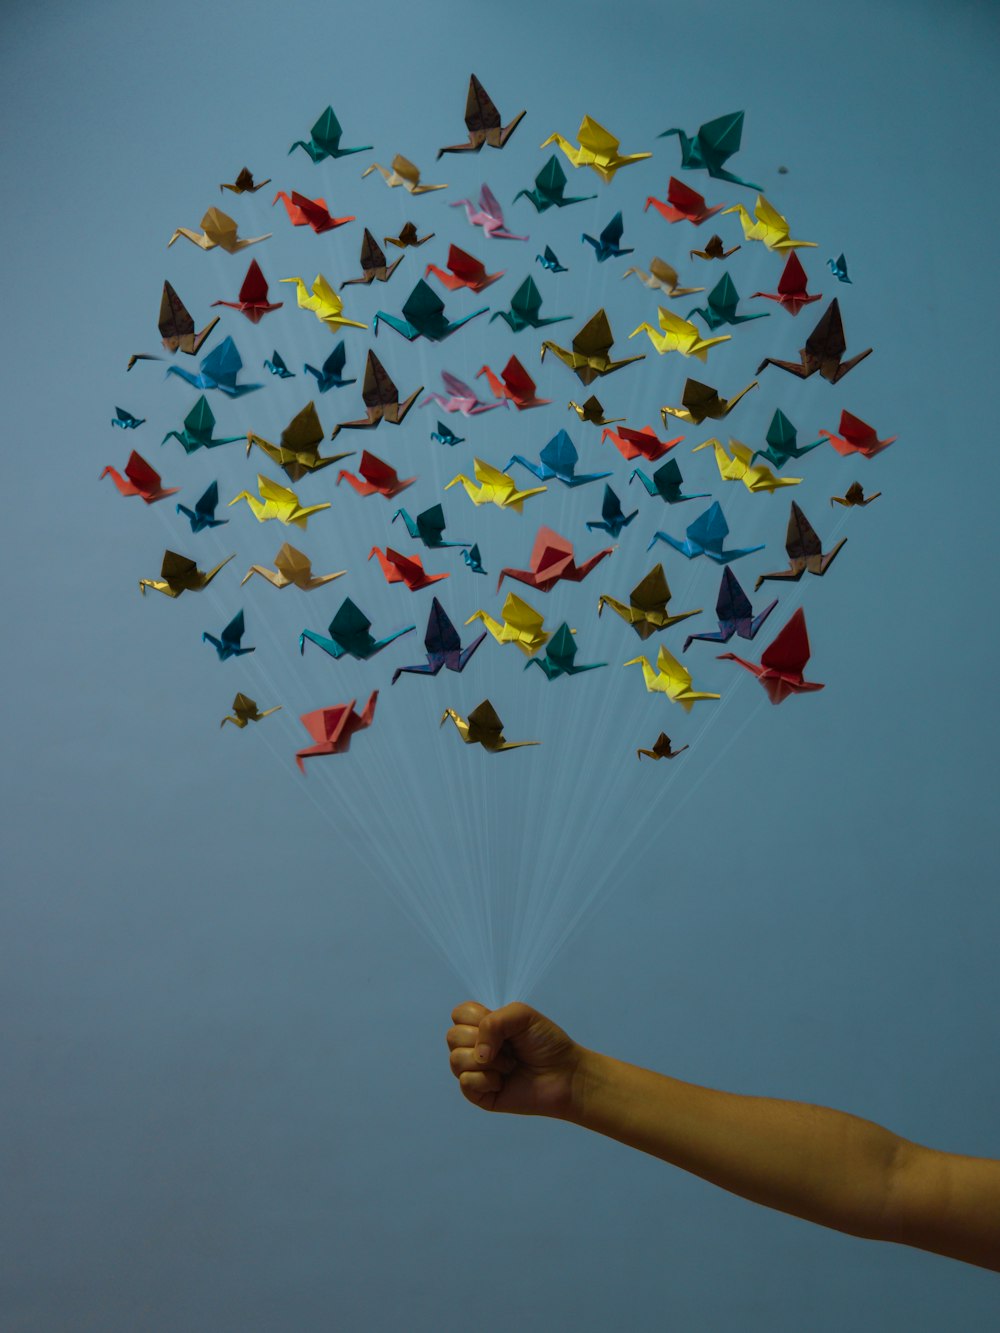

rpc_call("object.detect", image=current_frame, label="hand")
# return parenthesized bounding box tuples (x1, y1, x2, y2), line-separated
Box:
(446, 1001, 583, 1118)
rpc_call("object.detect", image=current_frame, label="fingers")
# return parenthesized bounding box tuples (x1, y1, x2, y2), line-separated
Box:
(458, 1070, 503, 1106)
(449, 1041, 515, 1079)
(451, 1000, 490, 1025)
(474, 1001, 538, 1064)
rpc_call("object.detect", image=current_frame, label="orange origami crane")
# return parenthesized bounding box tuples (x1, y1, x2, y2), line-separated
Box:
(497, 526, 613, 593)
(368, 546, 448, 591)
(296, 692, 378, 772)
(601, 424, 683, 462)
(645, 177, 723, 225)
(273, 190, 354, 233)
(337, 450, 415, 498)
(476, 356, 550, 410)
(818, 410, 896, 458)
(425, 244, 504, 292)
(101, 451, 178, 504)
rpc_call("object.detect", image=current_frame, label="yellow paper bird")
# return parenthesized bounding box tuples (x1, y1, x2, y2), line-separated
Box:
(228, 475, 331, 529)
(721, 195, 817, 254)
(541, 309, 645, 386)
(281, 275, 367, 332)
(693, 438, 802, 494)
(139, 550, 234, 598)
(246, 402, 353, 481)
(361, 154, 447, 193)
(621, 258, 704, 299)
(661, 377, 758, 426)
(629, 306, 731, 361)
(168, 207, 271, 252)
(220, 694, 282, 728)
(241, 543, 346, 590)
(598, 564, 700, 639)
(540, 116, 651, 183)
(466, 593, 556, 657)
(440, 700, 539, 752)
(623, 644, 721, 712)
(445, 458, 546, 512)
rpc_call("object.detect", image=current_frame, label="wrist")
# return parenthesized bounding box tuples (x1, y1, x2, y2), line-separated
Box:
(563, 1045, 608, 1127)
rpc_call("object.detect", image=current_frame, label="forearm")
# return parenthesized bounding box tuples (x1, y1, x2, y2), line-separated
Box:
(568, 1049, 905, 1242)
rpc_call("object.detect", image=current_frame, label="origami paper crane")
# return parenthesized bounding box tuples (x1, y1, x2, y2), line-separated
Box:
(497, 525, 613, 593)
(228, 475, 331, 529)
(363, 154, 446, 193)
(450, 184, 527, 240)
(425, 244, 504, 292)
(438, 75, 525, 156)
(220, 694, 281, 728)
(212, 259, 282, 323)
(659, 111, 761, 190)
(462, 544, 487, 575)
(648, 501, 764, 563)
(161, 396, 244, 453)
(490, 275, 569, 332)
(682, 567, 777, 651)
(515, 155, 596, 212)
(441, 699, 538, 751)
(304, 342, 356, 392)
(621, 257, 704, 299)
(831, 481, 881, 508)
(477, 356, 550, 410)
(661, 377, 758, 425)
(246, 402, 351, 481)
(290, 107, 371, 162)
(637, 732, 689, 760)
(392, 598, 487, 682)
(340, 229, 403, 287)
(689, 234, 740, 262)
(273, 190, 353, 234)
(536, 246, 568, 272)
(336, 450, 415, 498)
(139, 550, 234, 598)
(629, 457, 708, 504)
(541, 309, 645, 385)
(384, 222, 434, 249)
(165, 336, 262, 396)
(369, 546, 447, 591)
(629, 306, 731, 360)
(722, 195, 816, 253)
(329, 350, 422, 439)
(645, 177, 723, 226)
(692, 437, 802, 493)
(753, 502, 847, 590)
(282, 275, 367, 333)
(101, 451, 178, 503)
(392, 503, 468, 549)
(300, 600, 413, 661)
(624, 644, 721, 711)
(757, 300, 872, 384)
(466, 592, 552, 655)
(158, 281, 219, 354)
(421, 370, 504, 416)
(526, 624, 605, 680)
(751, 252, 821, 316)
(818, 410, 896, 459)
(111, 407, 144, 429)
(220, 168, 270, 194)
(688, 273, 767, 329)
(752, 409, 823, 469)
(718, 608, 823, 704)
(203, 609, 255, 661)
(264, 351, 295, 379)
(445, 458, 546, 511)
(177, 481, 228, 533)
(597, 564, 700, 639)
(241, 543, 345, 590)
(296, 693, 379, 774)
(126, 354, 161, 371)
(827, 254, 852, 283)
(581, 211, 634, 262)
(569, 396, 625, 426)
(374, 279, 486, 342)
(168, 208, 270, 252)
(541, 116, 651, 183)
(585, 484, 638, 537)
(601, 424, 683, 462)
(505, 429, 610, 488)
(431, 422, 466, 446)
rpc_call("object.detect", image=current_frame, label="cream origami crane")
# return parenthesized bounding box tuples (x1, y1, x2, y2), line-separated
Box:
(281, 275, 367, 333)
(629, 306, 731, 361)
(540, 116, 651, 183)
(241, 543, 346, 590)
(466, 592, 556, 657)
(228, 475, 331, 529)
(445, 458, 546, 512)
(624, 644, 721, 712)
(361, 154, 446, 194)
(621, 257, 704, 299)
(168, 207, 271, 252)
(692, 438, 802, 494)
(721, 196, 817, 254)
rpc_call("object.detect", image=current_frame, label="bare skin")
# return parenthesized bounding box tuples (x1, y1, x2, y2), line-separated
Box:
(447, 1001, 1000, 1273)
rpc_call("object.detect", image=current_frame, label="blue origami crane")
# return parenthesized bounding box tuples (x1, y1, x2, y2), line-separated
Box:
(177, 480, 228, 533)
(585, 484, 638, 537)
(581, 211, 633, 262)
(658, 111, 761, 191)
(827, 254, 852, 284)
(505, 429, 611, 488)
(166, 336, 262, 397)
(264, 350, 295, 379)
(202, 609, 255, 661)
(647, 501, 764, 562)
(391, 598, 487, 683)
(431, 421, 465, 446)
(462, 543, 487, 575)
(300, 597, 414, 661)
(304, 341, 357, 392)
(525, 624, 606, 680)
(373, 280, 487, 342)
(392, 504, 469, 549)
(682, 567, 777, 651)
(536, 245, 568, 273)
(630, 458, 709, 504)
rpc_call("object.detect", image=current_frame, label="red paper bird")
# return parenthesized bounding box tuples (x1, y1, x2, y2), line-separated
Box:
(645, 177, 723, 225)
(296, 691, 378, 773)
(718, 608, 824, 705)
(601, 424, 684, 462)
(750, 252, 821, 316)
(496, 526, 613, 593)
(476, 356, 550, 410)
(819, 410, 896, 459)
(424, 244, 504, 292)
(336, 450, 416, 498)
(100, 451, 179, 504)
(212, 259, 283, 323)
(273, 190, 354, 234)
(368, 546, 448, 591)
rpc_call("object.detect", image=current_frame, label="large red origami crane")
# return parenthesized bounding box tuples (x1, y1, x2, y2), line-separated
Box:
(212, 259, 283, 323)
(368, 546, 448, 591)
(273, 190, 354, 234)
(101, 451, 179, 504)
(718, 608, 824, 704)
(644, 177, 723, 225)
(295, 691, 378, 772)
(336, 450, 416, 498)
(818, 410, 896, 459)
(750, 252, 821, 317)
(496, 526, 613, 593)
(424, 244, 504, 292)
(476, 356, 550, 410)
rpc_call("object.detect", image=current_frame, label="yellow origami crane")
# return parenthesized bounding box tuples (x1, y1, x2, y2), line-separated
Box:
(692, 438, 802, 494)
(540, 116, 651, 183)
(139, 550, 234, 598)
(281, 275, 367, 332)
(721, 195, 817, 254)
(598, 564, 700, 638)
(241, 543, 346, 589)
(661, 377, 758, 425)
(629, 306, 731, 361)
(228, 474, 331, 529)
(445, 458, 546, 512)
(623, 644, 721, 712)
(220, 694, 282, 728)
(440, 699, 539, 752)
(246, 402, 353, 481)
(541, 309, 644, 385)
(621, 258, 704, 299)
(168, 207, 271, 252)
(466, 592, 555, 657)
(361, 154, 447, 193)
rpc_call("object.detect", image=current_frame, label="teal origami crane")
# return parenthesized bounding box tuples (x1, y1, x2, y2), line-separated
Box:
(647, 500, 764, 562)
(462, 544, 487, 575)
(177, 480, 228, 532)
(827, 254, 852, 284)
(536, 245, 568, 273)
(505, 429, 611, 487)
(752, 409, 824, 469)
(630, 458, 709, 504)
(289, 106, 371, 162)
(431, 421, 465, 446)
(374, 279, 486, 342)
(688, 273, 768, 329)
(392, 504, 469, 549)
(264, 350, 295, 379)
(161, 396, 244, 453)
(304, 341, 356, 393)
(585, 484, 638, 537)
(489, 275, 570, 331)
(515, 155, 597, 212)
(658, 111, 761, 191)
(525, 624, 606, 680)
(112, 407, 145, 429)
(299, 598, 414, 661)
(165, 336, 262, 397)
(581, 211, 633, 262)
(203, 609, 255, 661)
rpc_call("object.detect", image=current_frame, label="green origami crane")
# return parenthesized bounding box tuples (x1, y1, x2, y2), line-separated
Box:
(161, 396, 244, 454)
(490, 276, 570, 332)
(658, 111, 761, 191)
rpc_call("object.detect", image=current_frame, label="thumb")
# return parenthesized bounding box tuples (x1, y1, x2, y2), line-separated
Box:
(475, 1002, 537, 1063)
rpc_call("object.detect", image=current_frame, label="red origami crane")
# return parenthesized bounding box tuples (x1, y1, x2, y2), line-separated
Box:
(273, 190, 354, 233)
(644, 177, 723, 226)
(476, 356, 550, 410)
(368, 546, 448, 591)
(819, 410, 896, 459)
(100, 451, 179, 503)
(424, 244, 504, 292)
(496, 526, 613, 593)
(750, 252, 821, 317)
(336, 450, 416, 498)
(601, 424, 684, 462)
(718, 608, 824, 705)
(212, 259, 283, 323)
(296, 691, 378, 773)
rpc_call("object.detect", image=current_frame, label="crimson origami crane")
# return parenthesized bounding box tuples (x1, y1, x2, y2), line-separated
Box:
(296, 692, 379, 773)
(273, 190, 354, 234)
(477, 356, 549, 410)
(497, 526, 612, 593)
(101, 451, 178, 504)
(336, 450, 415, 498)
(718, 608, 824, 704)
(645, 177, 723, 225)
(212, 260, 282, 323)
(368, 546, 448, 591)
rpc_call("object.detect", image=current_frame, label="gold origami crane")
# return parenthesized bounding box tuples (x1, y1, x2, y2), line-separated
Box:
(721, 195, 817, 254)
(219, 167, 271, 195)
(361, 154, 447, 194)
(440, 699, 539, 752)
(623, 644, 721, 711)
(541, 309, 645, 386)
(242, 543, 346, 590)
(637, 732, 689, 760)
(568, 395, 625, 425)
(598, 564, 700, 639)
(830, 481, 881, 508)
(220, 694, 282, 728)
(228, 475, 331, 529)
(621, 257, 704, 299)
(445, 458, 546, 512)
(281, 275, 367, 332)
(139, 550, 234, 598)
(629, 306, 730, 361)
(466, 592, 555, 657)
(245, 402, 352, 481)
(661, 377, 758, 426)
(540, 116, 651, 183)
(168, 207, 271, 252)
(692, 438, 802, 493)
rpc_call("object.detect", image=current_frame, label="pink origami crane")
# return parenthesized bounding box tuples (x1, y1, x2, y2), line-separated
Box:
(450, 184, 528, 241)
(496, 525, 613, 593)
(420, 370, 506, 416)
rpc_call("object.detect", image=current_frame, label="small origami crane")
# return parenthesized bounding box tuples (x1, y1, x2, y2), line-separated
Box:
(751, 252, 821, 316)
(466, 592, 553, 656)
(392, 598, 487, 682)
(220, 167, 270, 194)
(526, 624, 605, 680)
(645, 177, 723, 225)
(336, 450, 415, 499)
(621, 257, 704, 299)
(688, 273, 767, 329)
(140, 550, 234, 598)
(827, 254, 852, 283)
(718, 608, 823, 704)
(692, 438, 802, 493)
(241, 543, 345, 590)
(246, 402, 351, 481)
(441, 699, 539, 751)
(661, 377, 757, 425)
(722, 195, 816, 253)
(689, 234, 740, 262)
(220, 694, 281, 728)
(586, 484, 638, 537)
(438, 75, 525, 156)
(362, 154, 447, 193)
(264, 351, 295, 379)
(228, 475, 331, 529)
(629, 457, 708, 504)
(637, 732, 689, 760)
(756, 300, 872, 383)
(505, 429, 611, 487)
(203, 609, 255, 661)
(166, 336, 262, 397)
(536, 245, 568, 272)
(290, 107, 371, 162)
(177, 481, 228, 533)
(598, 564, 700, 639)
(648, 501, 764, 563)
(752, 409, 823, 468)
(515, 154, 596, 212)
(384, 222, 434, 249)
(445, 458, 546, 512)
(369, 546, 447, 591)
(542, 116, 651, 183)
(212, 259, 282, 323)
(450, 183, 527, 240)
(498, 526, 612, 594)
(431, 422, 465, 445)
(629, 306, 731, 360)
(830, 481, 881, 508)
(168, 207, 270, 252)
(569, 396, 625, 426)
(162, 396, 244, 453)
(329, 350, 422, 438)
(300, 599, 414, 661)
(541, 309, 644, 385)
(111, 407, 144, 429)
(282, 275, 367, 333)
(273, 190, 354, 234)
(753, 502, 847, 590)
(340, 230, 403, 287)
(683, 567, 777, 651)
(624, 644, 721, 711)
(425, 244, 504, 292)
(421, 370, 504, 416)
(601, 424, 683, 462)
(296, 693, 379, 773)
(158, 281, 219, 354)
(658, 111, 761, 190)
(462, 544, 487, 575)
(392, 503, 468, 549)
(818, 410, 895, 458)
(581, 211, 633, 262)
(490, 275, 569, 332)
(304, 342, 356, 393)
(374, 279, 486, 341)
(477, 356, 549, 410)
(101, 451, 178, 503)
